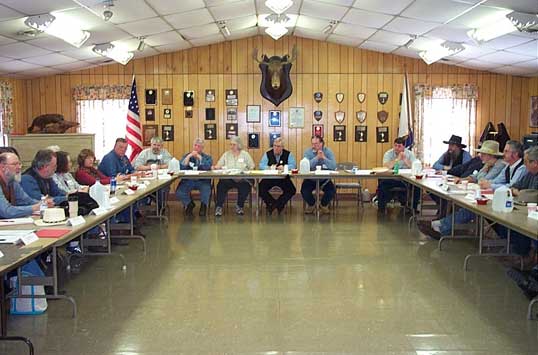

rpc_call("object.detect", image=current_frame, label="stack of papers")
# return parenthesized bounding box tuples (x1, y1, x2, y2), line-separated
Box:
(0, 230, 35, 244)
(0, 217, 34, 226)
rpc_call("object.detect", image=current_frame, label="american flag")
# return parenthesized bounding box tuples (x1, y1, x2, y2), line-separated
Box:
(126, 78, 143, 161)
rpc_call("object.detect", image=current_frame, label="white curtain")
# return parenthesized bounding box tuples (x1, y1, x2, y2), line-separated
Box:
(76, 99, 128, 160)
(414, 85, 478, 165)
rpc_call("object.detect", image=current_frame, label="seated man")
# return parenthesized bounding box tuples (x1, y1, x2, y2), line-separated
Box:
(259, 137, 296, 215)
(98, 138, 139, 179)
(176, 138, 213, 217)
(494, 146, 538, 266)
(429, 140, 507, 238)
(432, 135, 472, 171)
(133, 136, 173, 210)
(300, 135, 336, 215)
(213, 136, 255, 216)
(0, 152, 53, 218)
(133, 136, 172, 171)
(21, 149, 67, 205)
(377, 137, 418, 213)
(447, 155, 483, 178)
(431, 135, 472, 215)
(98, 138, 141, 222)
(479, 140, 526, 191)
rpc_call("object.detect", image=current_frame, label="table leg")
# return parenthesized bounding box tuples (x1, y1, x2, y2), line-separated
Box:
(316, 179, 320, 219)
(255, 178, 259, 218)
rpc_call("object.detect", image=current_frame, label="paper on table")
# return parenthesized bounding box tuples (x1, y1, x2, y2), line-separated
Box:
(0, 217, 34, 225)
(263, 170, 279, 175)
(0, 230, 35, 244)
(398, 169, 412, 174)
(184, 170, 200, 175)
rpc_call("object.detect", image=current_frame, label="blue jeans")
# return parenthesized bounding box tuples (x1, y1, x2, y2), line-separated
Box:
(176, 180, 212, 206)
(301, 179, 335, 207)
(494, 225, 534, 256)
(439, 208, 475, 236)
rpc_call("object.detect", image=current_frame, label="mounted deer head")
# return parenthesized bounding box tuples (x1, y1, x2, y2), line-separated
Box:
(253, 45, 297, 106)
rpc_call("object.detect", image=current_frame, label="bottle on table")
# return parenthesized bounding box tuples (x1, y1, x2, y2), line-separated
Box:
(110, 176, 117, 195)
(39, 196, 48, 218)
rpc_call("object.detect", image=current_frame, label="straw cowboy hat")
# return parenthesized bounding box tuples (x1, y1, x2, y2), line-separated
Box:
(516, 189, 538, 204)
(475, 140, 503, 156)
(443, 135, 467, 148)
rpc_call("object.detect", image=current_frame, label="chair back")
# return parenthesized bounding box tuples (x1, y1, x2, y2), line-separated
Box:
(336, 162, 357, 171)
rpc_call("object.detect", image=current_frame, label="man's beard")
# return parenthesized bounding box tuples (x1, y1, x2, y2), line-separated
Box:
(5, 171, 21, 183)
(152, 149, 160, 154)
(448, 149, 461, 162)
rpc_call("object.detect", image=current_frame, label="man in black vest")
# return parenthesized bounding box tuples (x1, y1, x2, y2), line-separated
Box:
(479, 140, 526, 189)
(258, 137, 297, 215)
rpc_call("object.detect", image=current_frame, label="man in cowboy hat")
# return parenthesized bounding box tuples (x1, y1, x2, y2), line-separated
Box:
(424, 140, 505, 239)
(432, 135, 471, 171)
(494, 146, 538, 268)
(479, 140, 527, 191)
(430, 135, 472, 216)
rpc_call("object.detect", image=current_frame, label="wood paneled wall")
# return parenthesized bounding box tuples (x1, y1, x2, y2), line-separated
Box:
(16, 35, 536, 171)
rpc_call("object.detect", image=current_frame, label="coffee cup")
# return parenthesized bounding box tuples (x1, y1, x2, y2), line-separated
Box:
(316, 165, 322, 171)
(528, 203, 537, 215)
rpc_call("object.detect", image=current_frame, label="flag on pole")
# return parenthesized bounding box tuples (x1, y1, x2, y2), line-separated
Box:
(126, 78, 143, 161)
(398, 72, 414, 148)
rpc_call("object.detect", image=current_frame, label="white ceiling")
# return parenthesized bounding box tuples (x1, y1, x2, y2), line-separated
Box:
(0, 0, 535, 78)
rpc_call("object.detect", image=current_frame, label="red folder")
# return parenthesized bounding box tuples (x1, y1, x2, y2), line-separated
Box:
(36, 229, 71, 238)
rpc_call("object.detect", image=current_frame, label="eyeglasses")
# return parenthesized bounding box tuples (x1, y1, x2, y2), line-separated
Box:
(4, 162, 22, 166)
(273, 145, 283, 148)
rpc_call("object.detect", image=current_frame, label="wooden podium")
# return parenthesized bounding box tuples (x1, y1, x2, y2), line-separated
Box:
(7, 133, 95, 169)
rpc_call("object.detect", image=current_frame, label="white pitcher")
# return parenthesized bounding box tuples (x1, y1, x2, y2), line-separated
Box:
(299, 157, 310, 174)
(412, 159, 422, 175)
(492, 186, 513, 212)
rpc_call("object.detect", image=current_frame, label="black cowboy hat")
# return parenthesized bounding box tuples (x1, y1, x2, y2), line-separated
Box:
(443, 135, 467, 148)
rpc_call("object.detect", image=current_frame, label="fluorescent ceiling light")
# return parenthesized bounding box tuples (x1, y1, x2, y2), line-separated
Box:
(265, 0, 293, 14)
(506, 11, 538, 32)
(217, 21, 231, 37)
(265, 24, 288, 40)
(467, 17, 516, 44)
(93, 43, 133, 65)
(419, 41, 465, 65)
(258, 14, 296, 27)
(25, 13, 90, 48)
(322, 20, 338, 34)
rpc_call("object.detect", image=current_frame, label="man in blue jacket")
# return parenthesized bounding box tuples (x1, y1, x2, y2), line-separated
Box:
(21, 149, 66, 205)
(0, 152, 53, 218)
(301, 135, 336, 215)
(98, 138, 138, 178)
(176, 138, 213, 217)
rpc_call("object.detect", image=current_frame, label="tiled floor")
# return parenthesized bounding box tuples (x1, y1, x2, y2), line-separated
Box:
(3, 202, 538, 354)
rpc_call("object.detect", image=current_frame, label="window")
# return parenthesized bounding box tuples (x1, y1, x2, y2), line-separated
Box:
(0, 103, 5, 146)
(76, 99, 128, 159)
(415, 86, 477, 165)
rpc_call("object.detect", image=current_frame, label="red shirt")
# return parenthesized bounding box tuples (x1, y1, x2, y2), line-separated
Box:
(75, 167, 110, 186)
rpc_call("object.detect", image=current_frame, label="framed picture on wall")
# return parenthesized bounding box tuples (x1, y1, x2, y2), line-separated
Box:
(269, 110, 281, 127)
(247, 105, 261, 123)
(143, 125, 158, 146)
(145, 108, 155, 121)
(226, 123, 238, 139)
(289, 107, 304, 128)
(205, 124, 216, 140)
(531, 96, 538, 128)
(162, 125, 174, 141)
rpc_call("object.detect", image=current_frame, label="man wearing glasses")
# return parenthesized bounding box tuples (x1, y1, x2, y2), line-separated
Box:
(0, 152, 53, 218)
(259, 137, 297, 215)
